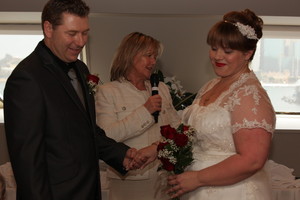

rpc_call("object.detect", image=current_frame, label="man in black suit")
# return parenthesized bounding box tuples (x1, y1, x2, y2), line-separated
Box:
(3, 0, 140, 199)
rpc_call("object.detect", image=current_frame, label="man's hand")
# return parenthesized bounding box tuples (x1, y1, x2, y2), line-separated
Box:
(123, 148, 137, 170)
(130, 144, 158, 170)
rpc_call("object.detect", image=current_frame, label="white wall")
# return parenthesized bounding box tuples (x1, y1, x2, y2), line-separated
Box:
(88, 13, 218, 92)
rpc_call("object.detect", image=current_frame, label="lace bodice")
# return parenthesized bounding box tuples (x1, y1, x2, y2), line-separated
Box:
(182, 72, 276, 155)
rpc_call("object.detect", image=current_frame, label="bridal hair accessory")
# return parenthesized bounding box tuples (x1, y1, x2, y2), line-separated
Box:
(225, 21, 258, 40)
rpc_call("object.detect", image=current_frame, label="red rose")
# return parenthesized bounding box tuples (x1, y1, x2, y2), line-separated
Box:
(183, 125, 189, 132)
(160, 157, 175, 171)
(174, 134, 188, 147)
(160, 125, 177, 139)
(157, 142, 168, 151)
(87, 74, 100, 84)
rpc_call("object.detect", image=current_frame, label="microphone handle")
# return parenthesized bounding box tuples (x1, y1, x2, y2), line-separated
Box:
(152, 87, 159, 123)
(153, 110, 159, 123)
(152, 88, 158, 96)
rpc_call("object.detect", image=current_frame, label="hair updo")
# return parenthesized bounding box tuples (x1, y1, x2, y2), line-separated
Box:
(207, 9, 263, 60)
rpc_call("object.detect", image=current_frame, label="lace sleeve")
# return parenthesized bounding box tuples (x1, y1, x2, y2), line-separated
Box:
(228, 84, 276, 134)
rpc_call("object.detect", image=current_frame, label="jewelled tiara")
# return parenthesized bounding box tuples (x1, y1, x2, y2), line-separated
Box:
(225, 20, 259, 40)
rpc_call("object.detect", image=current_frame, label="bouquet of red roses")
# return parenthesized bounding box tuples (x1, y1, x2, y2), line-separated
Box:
(157, 123, 195, 200)
(157, 123, 195, 175)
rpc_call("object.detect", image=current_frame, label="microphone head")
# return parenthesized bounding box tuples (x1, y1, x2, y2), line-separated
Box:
(150, 72, 160, 87)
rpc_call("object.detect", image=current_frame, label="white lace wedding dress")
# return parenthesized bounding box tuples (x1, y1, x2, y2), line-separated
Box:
(181, 72, 276, 200)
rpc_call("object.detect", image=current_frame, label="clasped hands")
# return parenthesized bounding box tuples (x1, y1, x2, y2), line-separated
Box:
(123, 143, 158, 170)
(123, 143, 194, 198)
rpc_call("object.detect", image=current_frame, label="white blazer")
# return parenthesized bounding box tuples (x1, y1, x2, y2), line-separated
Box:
(95, 78, 181, 180)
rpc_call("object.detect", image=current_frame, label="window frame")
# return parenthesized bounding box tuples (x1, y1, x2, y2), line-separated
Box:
(258, 16, 300, 130)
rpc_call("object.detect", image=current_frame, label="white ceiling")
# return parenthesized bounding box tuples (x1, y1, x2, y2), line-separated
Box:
(1, 0, 300, 17)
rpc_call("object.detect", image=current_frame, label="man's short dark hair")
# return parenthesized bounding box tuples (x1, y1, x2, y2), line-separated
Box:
(41, 0, 90, 31)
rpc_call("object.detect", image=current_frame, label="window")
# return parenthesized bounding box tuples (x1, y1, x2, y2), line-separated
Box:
(251, 21, 300, 129)
(0, 23, 88, 123)
(0, 24, 43, 122)
(0, 31, 43, 100)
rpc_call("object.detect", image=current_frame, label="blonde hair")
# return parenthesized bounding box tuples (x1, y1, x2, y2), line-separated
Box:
(110, 32, 163, 81)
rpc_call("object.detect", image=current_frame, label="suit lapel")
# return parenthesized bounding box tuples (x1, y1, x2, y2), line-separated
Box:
(47, 63, 87, 114)
(36, 42, 90, 121)
(75, 65, 96, 128)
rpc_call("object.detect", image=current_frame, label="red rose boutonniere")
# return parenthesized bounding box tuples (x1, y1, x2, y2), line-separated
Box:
(87, 74, 100, 95)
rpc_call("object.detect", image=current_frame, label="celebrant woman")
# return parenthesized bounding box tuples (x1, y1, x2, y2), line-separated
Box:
(95, 32, 180, 200)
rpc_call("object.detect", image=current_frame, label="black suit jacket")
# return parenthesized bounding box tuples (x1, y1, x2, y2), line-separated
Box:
(4, 41, 129, 200)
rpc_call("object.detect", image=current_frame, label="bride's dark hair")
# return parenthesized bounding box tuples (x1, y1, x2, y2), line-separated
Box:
(207, 9, 263, 60)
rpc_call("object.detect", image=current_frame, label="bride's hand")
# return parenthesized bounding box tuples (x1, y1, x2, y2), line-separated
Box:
(167, 171, 201, 198)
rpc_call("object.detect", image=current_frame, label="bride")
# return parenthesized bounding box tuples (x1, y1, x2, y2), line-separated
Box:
(167, 9, 276, 200)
